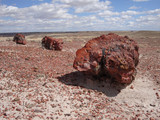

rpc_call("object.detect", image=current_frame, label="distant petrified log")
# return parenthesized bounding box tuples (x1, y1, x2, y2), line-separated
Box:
(13, 33, 26, 45)
(42, 36, 63, 50)
(73, 33, 139, 84)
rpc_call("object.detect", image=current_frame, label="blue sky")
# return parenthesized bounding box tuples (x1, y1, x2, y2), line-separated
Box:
(0, 0, 160, 32)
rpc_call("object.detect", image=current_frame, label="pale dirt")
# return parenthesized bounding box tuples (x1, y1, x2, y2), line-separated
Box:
(0, 31, 160, 120)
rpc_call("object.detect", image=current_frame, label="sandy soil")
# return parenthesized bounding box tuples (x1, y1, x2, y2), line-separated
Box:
(0, 31, 160, 120)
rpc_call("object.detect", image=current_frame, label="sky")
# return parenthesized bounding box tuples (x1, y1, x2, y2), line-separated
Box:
(0, 0, 160, 33)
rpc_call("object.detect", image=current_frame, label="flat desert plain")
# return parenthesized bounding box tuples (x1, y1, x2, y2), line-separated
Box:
(0, 31, 160, 120)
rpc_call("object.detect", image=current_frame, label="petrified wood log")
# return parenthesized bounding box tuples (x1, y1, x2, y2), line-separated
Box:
(13, 33, 26, 45)
(73, 33, 139, 84)
(42, 36, 63, 50)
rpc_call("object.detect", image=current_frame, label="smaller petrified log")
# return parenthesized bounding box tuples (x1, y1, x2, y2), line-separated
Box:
(42, 36, 63, 50)
(13, 33, 26, 45)
(73, 33, 139, 84)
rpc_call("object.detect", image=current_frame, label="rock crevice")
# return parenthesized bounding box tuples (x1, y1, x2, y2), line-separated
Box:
(73, 33, 139, 84)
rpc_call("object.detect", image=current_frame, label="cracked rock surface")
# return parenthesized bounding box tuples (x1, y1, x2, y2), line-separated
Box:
(73, 33, 139, 84)
(42, 36, 63, 50)
(13, 33, 27, 45)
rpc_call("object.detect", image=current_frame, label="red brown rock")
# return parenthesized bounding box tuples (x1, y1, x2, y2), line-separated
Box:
(42, 36, 63, 50)
(13, 33, 26, 45)
(73, 33, 139, 84)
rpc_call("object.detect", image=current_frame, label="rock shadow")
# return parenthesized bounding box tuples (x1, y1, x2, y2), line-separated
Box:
(57, 71, 128, 97)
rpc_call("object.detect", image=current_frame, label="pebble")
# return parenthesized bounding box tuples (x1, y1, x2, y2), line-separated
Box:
(130, 85, 134, 89)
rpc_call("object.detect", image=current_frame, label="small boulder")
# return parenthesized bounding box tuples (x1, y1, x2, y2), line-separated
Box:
(13, 33, 26, 45)
(42, 36, 63, 50)
(73, 33, 139, 84)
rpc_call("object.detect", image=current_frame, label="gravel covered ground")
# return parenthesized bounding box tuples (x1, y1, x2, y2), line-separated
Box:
(0, 31, 160, 120)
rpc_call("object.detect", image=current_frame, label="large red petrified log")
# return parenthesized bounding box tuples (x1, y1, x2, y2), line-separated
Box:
(73, 33, 139, 84)
(42, 36, 63, 50)
(13, 33, 26, 45)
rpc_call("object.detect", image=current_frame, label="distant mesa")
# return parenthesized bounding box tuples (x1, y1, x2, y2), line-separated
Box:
(42, 36, 63, 51)
(13, 33, 27, 45)
(73, 33, 139, 84)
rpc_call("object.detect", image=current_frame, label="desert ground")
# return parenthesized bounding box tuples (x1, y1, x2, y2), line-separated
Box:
(0, 31, 160, 120)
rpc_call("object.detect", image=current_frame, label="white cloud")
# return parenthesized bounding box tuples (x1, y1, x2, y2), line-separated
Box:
(133, 0, 149, 2)
(56, 0, 95, 6)
(98, 10, 119, 16)
(129, 6, 140, 10)
(128, 21, 135, 27)
(146, 9, 160, 14)
(54, 0, 111, 13)
(26, 3, 72, 19)
(121, 15, 132, 19)
(0, 0, 160, 32)
(0, 5, 18, 16)
(136, 15, 160, 22)
(121, 10, 141, 15)
(134, 15, 160, 30)
(0, 3, 73, 20)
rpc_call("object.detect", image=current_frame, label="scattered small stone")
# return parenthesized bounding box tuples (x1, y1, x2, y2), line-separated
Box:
(150, 104, 156, 107)
(51, 104, 56, 108)
(16, 108, 21, 111)
(130, 85, 134, 89)
(25, 57, 30, 60)
(155, 92, 159, 99)
(42, 82, 47, 86)
(0, 87, 3, 90)
(150, 117, 155, 120)
(34, 109, 44, 113)
(12, 97, 20, 102)
(0, 32, 159, 120)
(3, 113, 7, 116)
(32, 67, 38, 72)
(25, 103, 34, 108)
(7, 92, 13, 96)
(64, 114, 71, 116)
